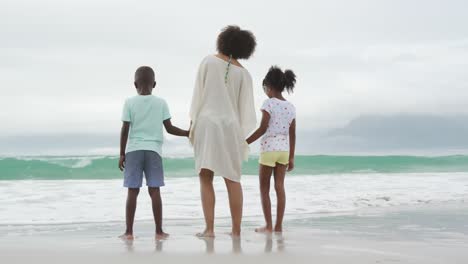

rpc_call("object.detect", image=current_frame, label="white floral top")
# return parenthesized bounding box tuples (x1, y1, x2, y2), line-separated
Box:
(260, 98, 296, 153)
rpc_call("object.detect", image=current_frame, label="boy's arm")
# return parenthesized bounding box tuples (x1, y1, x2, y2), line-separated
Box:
(287, 119, 296, 172)
(163, 119, 189, 137)
(246, 110, 270, 144)
(119, 121, 130, 171)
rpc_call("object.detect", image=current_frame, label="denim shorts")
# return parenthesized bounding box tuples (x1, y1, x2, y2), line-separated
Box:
(124, 150, 164, 188)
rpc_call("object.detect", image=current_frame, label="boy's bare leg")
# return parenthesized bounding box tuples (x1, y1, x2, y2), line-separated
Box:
(224, 177, 243, 237)
(197, 169, 215, 237)
(119, 188, 140, 240)
(148, 187, 169, 240)
(273, 164, 287, 233)
(256, 165, 274, 233)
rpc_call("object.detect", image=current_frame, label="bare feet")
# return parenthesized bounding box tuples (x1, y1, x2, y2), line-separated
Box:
(155, 231, 169, 240)
(255, 226, 273, 233)
(196, 229, 215, 238)
(119, 233, 134, 240)
(274, 226, 283, 233)
(229, 231, 241, 238)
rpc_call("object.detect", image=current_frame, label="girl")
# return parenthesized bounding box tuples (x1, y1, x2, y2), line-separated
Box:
(246, 66, 297, 233)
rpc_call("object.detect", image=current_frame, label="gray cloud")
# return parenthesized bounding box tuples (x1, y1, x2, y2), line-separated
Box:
(1, 0, 468, 153)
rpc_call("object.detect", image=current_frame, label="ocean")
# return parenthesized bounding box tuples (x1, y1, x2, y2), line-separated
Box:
(1, 155, 468, 225)
(3, 155, 468, 180)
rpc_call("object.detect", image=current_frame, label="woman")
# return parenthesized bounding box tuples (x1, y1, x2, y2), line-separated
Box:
(189, 25, 257, 237)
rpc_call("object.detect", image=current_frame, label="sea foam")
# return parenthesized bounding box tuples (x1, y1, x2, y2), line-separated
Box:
(0, 172, 467, 225)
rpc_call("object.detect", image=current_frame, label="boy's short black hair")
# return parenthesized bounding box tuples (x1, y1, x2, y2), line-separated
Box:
(134, 66, 155, 86)
(216, 25, 256, 60)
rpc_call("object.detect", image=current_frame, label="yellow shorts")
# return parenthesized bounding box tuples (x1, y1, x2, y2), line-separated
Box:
(259, 151, 290, 167)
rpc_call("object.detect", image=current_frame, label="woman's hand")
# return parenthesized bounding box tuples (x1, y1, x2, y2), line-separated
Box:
(118, 155, 125, 171)
(287, 158, 294, 172)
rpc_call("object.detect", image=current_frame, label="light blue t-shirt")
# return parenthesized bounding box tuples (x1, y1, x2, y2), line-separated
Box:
(121, 95, 171, 155)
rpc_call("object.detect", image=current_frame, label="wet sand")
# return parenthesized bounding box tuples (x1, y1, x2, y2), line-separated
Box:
(2, 224, 468, 263)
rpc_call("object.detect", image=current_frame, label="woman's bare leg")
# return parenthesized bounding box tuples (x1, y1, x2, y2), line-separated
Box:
(224, 177, 243, 237)
(256, 165, 274, 233)
(273, 164, 287, 233)
(197, 168, 215, 237)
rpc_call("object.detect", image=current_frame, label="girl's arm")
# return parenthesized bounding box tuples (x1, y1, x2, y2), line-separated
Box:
(119, 121, 130, 171)
(288, 119, 296, 171)
(246, 110, 270, 144)
(163, 119, 189, 137)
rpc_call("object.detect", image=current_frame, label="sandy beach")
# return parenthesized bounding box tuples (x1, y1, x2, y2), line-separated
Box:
(1, 203, 467, 264)
(1, 171, 467, 264)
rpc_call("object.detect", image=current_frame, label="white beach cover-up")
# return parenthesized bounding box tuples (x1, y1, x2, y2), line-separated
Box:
(189, 55, 256, 182)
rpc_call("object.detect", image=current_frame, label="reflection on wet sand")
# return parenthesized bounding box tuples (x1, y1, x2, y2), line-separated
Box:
(120, 233, 285, 254)
(197, 234, 284, 254)
(276, 234, 285, 252)
(198, 236, 242, 254)
(232, 237, 242, 254)
(123, 239, 134, 252)
(199, 237, 215, 254)
(265, 233, 285, 253)
(265, 234, 273, 252)
(155, 239, 164, 252)
(121, 237, 164, 253)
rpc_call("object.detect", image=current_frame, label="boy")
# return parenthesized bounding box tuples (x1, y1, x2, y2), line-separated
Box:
(119, 66, 189, 240)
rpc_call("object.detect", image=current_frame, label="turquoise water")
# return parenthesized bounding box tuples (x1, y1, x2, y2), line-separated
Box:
(1, 155, 468, 180)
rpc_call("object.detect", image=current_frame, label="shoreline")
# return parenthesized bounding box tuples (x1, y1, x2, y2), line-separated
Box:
(1, 203, 467, 263)
(0, 199, 466, 226)
(2, 229, 467, 264)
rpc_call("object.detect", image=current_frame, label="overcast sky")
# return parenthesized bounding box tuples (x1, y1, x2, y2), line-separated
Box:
(1, 0, 468, 154)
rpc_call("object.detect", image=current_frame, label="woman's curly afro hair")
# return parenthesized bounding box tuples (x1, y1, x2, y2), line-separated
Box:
(216, 25, 257, 60)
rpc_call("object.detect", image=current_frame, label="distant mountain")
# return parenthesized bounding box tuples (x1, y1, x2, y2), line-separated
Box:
(2, 114, 468, 156)
(322, 114, 468, 152)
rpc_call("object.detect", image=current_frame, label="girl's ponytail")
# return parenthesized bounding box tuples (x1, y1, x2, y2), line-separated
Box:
(263, 66, 297, 93)
(283, 69, 296, 93)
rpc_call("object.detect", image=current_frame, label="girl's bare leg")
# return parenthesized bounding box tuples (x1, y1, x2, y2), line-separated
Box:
(273, 164, 287, 233)
(255, 165, 274, 233)
(224, 177, 243, 237)
(197, 169, 215, 237)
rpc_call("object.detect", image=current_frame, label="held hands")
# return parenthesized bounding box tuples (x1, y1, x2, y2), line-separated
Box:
(186, 123, 191, 138)
(118, 155, 125, 171)
(187, 121, 192, 138)
(287, 158, 294, 172)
